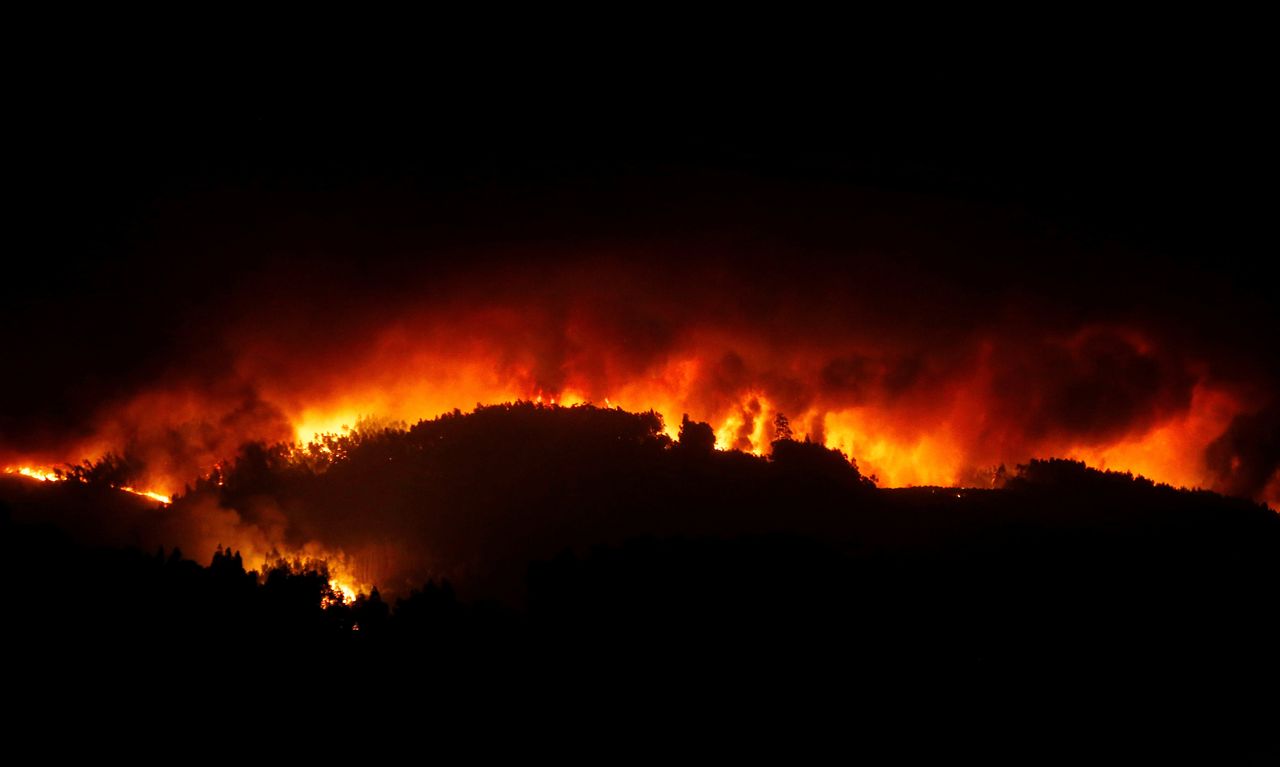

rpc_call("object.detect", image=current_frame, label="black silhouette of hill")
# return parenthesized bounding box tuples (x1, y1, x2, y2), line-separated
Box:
(3, 403, 1277, 762)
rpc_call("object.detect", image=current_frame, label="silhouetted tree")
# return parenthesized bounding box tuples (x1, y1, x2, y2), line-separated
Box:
(57, 451, 144, 487)
(678, 414, 716, 455)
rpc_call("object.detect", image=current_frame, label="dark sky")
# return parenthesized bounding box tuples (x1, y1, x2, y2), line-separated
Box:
(4, 57, 1276, 499)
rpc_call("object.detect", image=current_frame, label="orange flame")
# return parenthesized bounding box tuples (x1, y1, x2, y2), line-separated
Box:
(4, 466, 171, 504)
(8, 466, 64, 482)
(118, 486, 174, 504)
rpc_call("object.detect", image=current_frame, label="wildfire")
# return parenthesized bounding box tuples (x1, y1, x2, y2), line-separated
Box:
(8, 466, 63, 482)
(277, 381, 1241, 496)
(118, 487, 174, 504)
(326, 577, 361, 606)
(272, 368, 1232, 496)
(5, 466, 366, 607)
(3, 466, 171, 504)
(4, 308, 1276, 597)
(236, 542, 373, 610)
(9, 374, 1244, 503)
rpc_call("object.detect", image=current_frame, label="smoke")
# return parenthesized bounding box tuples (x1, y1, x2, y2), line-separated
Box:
(1206, 406, 1280, 504)
(6, 250, 1275, 502)
(3, 167, 1277, 582)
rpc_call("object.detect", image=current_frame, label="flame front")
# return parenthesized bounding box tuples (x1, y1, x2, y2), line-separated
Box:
(10, 466, 63, 483)
(4, 466, 171, 504)
(4, 330, 1269, 505)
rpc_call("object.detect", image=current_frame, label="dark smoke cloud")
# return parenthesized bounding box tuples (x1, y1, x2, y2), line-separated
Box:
(987, 329, 1197, 445)
(1207, 407, 1280, 503)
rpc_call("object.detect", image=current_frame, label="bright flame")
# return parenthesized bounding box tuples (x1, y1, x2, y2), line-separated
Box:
(273, 378, 1239, 493)
(328, 577, 360, 604)
(5, 466, 170, 504)
(118, 486, 173, 504)
(6, 365, 1249, 501)
(7, 466, 64, 482)
(233, 540, 374, 610)
(42, 317, 1234, 501)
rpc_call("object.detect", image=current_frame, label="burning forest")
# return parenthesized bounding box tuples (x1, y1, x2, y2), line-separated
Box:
(4, 242, 1276, 595)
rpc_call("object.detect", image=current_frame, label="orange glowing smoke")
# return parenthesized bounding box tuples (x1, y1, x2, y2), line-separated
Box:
(263, 336, 1244, 498)
(6, 324, 1263, 504)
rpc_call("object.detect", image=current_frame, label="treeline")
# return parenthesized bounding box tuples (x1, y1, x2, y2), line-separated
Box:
(0, 514, 507, 651)
(5, 447, 1277, 677)
(3, 405, 1278, 761)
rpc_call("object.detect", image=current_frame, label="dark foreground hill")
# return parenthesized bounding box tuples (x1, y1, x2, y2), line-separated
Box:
(3, 404, 1277, 762)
